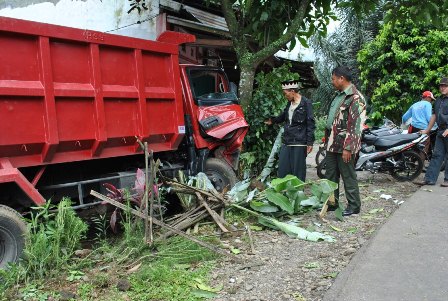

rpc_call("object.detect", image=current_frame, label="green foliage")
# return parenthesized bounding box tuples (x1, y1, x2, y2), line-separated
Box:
(128, 237, 216, 301)
(18, 284, 51, 301)
(231, 0, 335, 49)
(310, 3, 384, 114)
(243, 63, 300, 174)
(314, 116, 327, 142)
(24, 198, 88, 279)
(358, 8, 448, 123)
(0, 199, 88, 299)
(229, 175, 338, 217)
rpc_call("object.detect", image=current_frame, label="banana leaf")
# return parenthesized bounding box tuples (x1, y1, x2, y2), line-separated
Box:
(265, 189, 294, 214)
(250, 200, 279, 213)
(259, 128, 284, 182)
(271, 175, 305, 192)
(258, 215, 335, 242)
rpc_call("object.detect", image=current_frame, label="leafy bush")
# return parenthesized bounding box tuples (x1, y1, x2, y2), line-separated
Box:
(314, 116, 327, 142)
(24, 198, 88, 279)
(243, 63, 300, 174)
(358, 8, 448, 123)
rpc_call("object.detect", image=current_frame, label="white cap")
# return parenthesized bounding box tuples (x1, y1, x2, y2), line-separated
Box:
(281, 80, 300, 90)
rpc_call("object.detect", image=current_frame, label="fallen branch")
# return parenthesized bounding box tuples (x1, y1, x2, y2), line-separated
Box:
(196, 192, 229, 233)
(91, 190, 240, 261)
(244, 222, 256, 255)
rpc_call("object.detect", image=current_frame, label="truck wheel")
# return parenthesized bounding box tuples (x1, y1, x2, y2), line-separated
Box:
(0, 205, 27, 269)
(205, 158, 237, 192)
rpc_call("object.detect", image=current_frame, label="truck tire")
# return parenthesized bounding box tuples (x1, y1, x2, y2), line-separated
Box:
(0, 205, 27, 269)
(205, 158, 238, 192)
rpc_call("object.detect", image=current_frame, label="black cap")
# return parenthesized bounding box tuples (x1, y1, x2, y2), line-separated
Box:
(439, 77, 448, 86)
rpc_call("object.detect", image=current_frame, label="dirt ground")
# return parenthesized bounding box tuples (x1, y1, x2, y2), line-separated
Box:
(210, 146, 420, 301)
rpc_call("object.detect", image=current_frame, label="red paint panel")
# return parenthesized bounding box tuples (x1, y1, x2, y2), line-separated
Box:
(55, 97, 96, 141)
(0, 34, 39, 81)
(104, 98, 138, 138)
(141, 51, 172, 88)
(146, 99, 176, 135)
(50, 40, 91, 84)
(99, 46, 136, 86)
(0, 97, 45, 145)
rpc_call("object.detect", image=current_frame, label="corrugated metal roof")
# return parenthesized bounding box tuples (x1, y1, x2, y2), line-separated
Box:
(182, 4, 228, 32)
(160, 0, 228, 33)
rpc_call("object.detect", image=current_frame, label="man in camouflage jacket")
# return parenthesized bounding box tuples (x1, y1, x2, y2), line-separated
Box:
(325, 66, 367, 216)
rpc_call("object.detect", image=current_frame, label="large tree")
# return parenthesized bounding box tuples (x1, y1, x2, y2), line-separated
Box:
(217, 0, 448, 109)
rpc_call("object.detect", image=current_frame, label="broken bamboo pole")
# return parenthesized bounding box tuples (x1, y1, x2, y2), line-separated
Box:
(90, 190, 240, 261)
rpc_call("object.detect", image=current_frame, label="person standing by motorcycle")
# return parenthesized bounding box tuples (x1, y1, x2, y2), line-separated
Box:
(325, 66, 367, 216)
(264, 80, 315, 181)
(415, 77, 448, 187)
(402, 91, 435, 133)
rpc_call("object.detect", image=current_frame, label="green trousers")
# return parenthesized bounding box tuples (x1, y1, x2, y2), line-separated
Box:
(325, 151, 361, 211)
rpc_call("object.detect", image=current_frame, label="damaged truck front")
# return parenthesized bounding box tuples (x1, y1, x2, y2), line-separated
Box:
(0, 17, 248, 268)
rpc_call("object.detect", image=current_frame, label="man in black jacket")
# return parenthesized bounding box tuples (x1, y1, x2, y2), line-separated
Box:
(265, 80, 316, 181)
(415, 76, 448, 187)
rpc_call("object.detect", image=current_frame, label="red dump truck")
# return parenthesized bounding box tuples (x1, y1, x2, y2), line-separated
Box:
(0, 17, 248, 267)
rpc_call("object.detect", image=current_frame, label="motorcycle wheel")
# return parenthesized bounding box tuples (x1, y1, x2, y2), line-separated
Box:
(317, 157, 326, 179)
(390, 150, 423, 181)
(315, 148, 326, 166)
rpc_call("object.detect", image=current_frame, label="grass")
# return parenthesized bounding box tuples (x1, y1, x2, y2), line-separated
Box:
(1, 200, 221, 301)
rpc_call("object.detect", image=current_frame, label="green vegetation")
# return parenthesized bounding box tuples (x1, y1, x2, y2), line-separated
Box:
(358, 7, 448, 123)
(242, 63, 301, 174)
(0, 198, 219, 301)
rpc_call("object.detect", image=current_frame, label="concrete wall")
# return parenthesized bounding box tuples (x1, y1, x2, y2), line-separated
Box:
(0, 0, 159, 40)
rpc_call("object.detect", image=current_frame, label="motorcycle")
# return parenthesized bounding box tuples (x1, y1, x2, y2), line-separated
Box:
(315, 121, 403, 166)
(317, 133, 428, 181)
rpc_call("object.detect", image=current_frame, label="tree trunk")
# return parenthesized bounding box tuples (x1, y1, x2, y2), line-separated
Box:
(238, 63, 256, 111)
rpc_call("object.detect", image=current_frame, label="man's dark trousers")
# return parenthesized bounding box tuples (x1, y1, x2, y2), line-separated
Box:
(278, 145, 307, 181)
(424, 133, 448, 183)
(325, 151, 361, 211)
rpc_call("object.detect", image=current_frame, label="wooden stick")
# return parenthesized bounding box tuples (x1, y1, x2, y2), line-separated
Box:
(244, 222, 256, 255)
(166, 180, 227, 203)
(90, 190, 239, 261)
(159, 209, 210, 240)
(166, 204, 205, 227)
(195, 192, 229, 233)
(318, 193, 335, 221)
(154, 159, 164, 222)
(148, 148, 155, 244)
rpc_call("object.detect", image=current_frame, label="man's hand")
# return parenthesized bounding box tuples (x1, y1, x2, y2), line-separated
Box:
(342, 149, 351, 163)
(307, 145, 313, 155)
(443, 129, 448, 137)
(264, 119, 272, 125)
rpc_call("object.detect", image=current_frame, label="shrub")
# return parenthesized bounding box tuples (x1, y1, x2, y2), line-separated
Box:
(243, 63, 300, 174)
(358, 7, 448, 123)
(24, 198, 88, 279)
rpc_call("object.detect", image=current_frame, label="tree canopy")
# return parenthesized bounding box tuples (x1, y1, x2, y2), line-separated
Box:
(357, 7, 448, 123)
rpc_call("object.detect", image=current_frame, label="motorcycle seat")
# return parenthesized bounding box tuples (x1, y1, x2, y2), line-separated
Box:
(374, 133, 420, 150)
(363, 134, 379, 145)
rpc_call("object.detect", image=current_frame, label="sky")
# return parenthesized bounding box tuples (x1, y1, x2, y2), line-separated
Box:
(276, 19, 341, 62)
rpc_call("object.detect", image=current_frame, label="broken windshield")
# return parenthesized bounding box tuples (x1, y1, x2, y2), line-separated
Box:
(187, 68, 238, 106)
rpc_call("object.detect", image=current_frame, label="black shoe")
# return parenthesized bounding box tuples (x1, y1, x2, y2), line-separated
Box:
(413, 180, 435, 186)
(342, 208, 360, 216)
